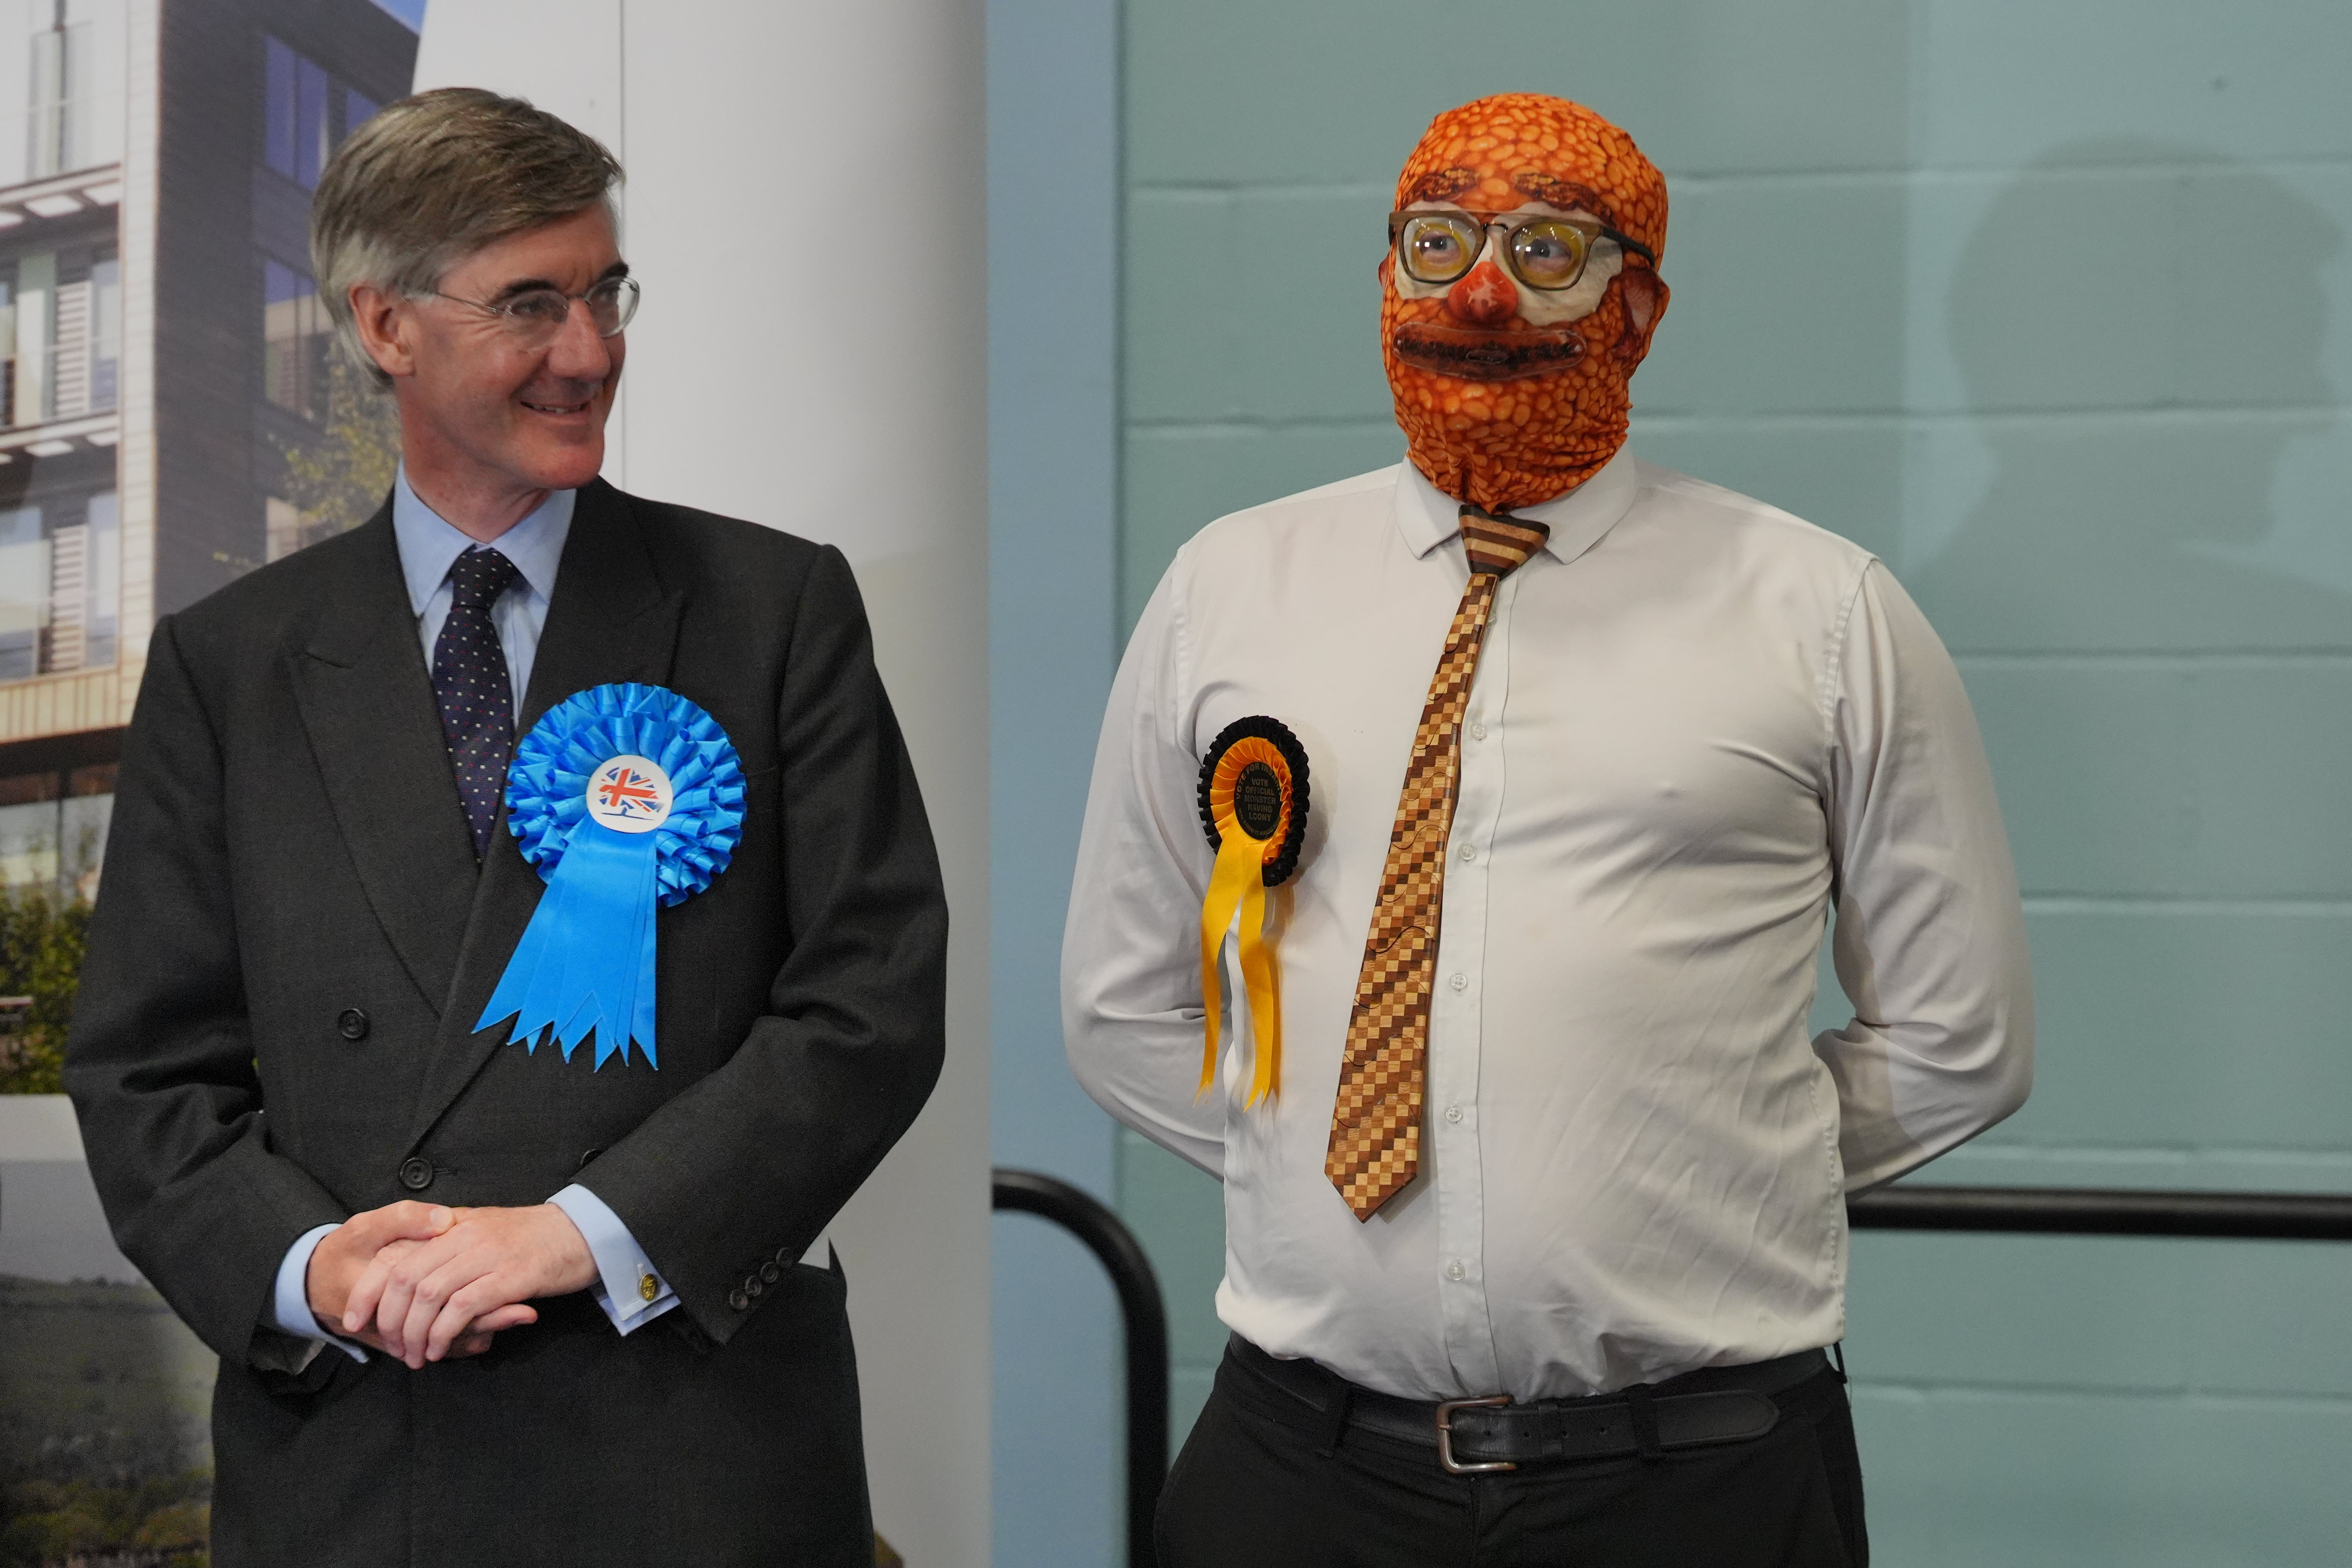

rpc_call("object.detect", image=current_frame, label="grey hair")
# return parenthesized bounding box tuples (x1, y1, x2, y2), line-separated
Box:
(310, 86, 622, 388)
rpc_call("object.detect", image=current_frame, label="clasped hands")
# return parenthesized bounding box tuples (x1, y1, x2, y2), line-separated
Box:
(305, 1200, 599, 1369)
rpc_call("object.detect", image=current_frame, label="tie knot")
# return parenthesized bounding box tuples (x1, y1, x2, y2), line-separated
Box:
(448, 546, 520, 610)
(1459, 507, 1550, 579)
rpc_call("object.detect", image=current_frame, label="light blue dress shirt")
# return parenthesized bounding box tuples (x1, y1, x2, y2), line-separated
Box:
(393, 470, 572, 717)
(269, 471, 677, 1361)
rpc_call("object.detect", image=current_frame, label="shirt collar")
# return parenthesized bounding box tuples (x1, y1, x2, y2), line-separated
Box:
(391, 466, 576, 616)
(1392, 445, 1640, 569)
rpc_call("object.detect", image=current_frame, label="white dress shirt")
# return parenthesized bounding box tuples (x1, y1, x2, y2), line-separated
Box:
(267, 471, 677, 1360)
(1063, 451, 2033, 1402)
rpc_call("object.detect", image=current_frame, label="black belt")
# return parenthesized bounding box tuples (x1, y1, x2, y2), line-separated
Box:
(1229, 1334, 1829, 1474)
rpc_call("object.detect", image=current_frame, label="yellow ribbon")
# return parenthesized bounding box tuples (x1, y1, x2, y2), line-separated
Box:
(1199, 822, 1283, 1106)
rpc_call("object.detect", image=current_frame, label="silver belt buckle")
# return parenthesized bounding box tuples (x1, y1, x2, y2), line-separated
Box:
(1434, 1394, 1517, 1474)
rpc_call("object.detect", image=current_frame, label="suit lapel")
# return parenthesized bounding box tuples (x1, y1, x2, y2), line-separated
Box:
(407, 480, 687, 1147)
(289, 503, 480, 1013)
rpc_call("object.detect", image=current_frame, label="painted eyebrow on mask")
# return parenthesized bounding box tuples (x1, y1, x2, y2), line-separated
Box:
(1401, 167, 1623, 229)
(486, 260, 631, 304)
(1406, 166, 1481, 205)
(1510, 172, 1614, 226)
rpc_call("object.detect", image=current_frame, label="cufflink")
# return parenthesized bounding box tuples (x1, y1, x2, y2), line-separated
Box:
(639, 1271, 659, 1303)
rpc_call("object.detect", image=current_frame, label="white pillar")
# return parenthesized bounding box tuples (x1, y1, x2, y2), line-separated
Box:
(416, 7, 991, 1562)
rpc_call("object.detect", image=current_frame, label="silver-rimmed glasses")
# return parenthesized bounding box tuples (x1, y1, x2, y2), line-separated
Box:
(426, 274, 640, 347)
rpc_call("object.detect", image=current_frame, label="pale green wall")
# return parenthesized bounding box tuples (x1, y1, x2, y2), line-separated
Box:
(1115, 2, 2352, 1561)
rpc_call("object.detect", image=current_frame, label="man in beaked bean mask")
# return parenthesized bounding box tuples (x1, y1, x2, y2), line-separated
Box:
(1065, 92, 2033, 1566)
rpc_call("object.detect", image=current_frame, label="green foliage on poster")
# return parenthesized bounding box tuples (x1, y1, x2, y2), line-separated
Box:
(0, 887, 88, 1096)
(0, 1277, 216, 1565)
(278, 350, 403, 540)
(0, 1470, 209, 1567)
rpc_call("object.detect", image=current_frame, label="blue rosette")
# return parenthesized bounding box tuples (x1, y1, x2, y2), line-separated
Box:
(475, 683, 746, 1069)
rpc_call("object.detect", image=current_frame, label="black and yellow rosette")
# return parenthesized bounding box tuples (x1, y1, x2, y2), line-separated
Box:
(1195, 716, 1310, 1105)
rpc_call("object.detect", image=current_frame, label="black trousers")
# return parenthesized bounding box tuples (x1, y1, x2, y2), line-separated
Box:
(1157, 1343, 1868, 1568)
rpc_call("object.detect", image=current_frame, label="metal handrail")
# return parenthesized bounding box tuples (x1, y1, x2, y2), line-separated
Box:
(992, 1167, 1169, 1568)
(1847, 1183, 2352, 1240)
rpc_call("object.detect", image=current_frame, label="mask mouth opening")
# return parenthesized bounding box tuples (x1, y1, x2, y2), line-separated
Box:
(1391, 322, 1586, 381)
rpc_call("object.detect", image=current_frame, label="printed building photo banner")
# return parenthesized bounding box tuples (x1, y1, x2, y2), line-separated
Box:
(1, 2, 423, 1561)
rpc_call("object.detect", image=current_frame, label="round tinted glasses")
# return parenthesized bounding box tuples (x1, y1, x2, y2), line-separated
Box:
(1389, 210, 1655, 292)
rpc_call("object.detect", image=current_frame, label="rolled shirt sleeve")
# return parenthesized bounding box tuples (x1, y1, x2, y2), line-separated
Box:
(1814, 561, 2035, 1191)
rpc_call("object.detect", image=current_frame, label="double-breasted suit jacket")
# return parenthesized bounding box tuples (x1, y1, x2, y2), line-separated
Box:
(64, 479, 948, 1567)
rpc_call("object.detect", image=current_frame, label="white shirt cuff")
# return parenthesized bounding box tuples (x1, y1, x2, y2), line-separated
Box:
(271, 1223, 370, 1364)
(549, 1183, 677, 1335)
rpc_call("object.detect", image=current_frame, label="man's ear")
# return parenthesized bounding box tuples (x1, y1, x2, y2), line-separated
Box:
(1610, 266, 1669, 367)
(347, 281, 413, 381)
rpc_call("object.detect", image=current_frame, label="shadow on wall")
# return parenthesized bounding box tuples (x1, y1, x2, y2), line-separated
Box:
(1912, 138, 2343, 651)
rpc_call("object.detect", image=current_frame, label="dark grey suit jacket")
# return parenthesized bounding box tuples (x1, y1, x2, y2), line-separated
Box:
(64, 479, 947, 1567)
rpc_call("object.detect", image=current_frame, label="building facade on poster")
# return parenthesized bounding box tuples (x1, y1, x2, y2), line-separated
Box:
(0, 0, 413, 902)
(0, 5, 419, 1540)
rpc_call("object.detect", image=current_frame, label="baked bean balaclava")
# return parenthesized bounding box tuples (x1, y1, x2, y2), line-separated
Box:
(1383, 94, 1670, 512)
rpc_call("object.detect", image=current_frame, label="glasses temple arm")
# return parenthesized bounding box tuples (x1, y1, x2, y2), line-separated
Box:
(1602, 227, 1657, 268)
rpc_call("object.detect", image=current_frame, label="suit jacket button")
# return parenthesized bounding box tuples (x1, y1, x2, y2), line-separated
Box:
(576, 1148, 603, 1172)
(338, 1008, 370, 1042)
(397, 1157, 434, 1191)
(759, 1261, 781, 1284)
(728, 1289, 750, 1312)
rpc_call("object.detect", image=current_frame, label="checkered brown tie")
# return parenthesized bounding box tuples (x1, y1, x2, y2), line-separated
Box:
(1325, 505, 1549, 1220)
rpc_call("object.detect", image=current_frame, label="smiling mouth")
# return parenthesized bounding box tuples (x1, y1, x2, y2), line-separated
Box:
(519, 395, 594, 415)
(1391, 323, 1586, 381)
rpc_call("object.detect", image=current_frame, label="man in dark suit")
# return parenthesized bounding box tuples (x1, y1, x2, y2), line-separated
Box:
(63, 87, 947, 1566)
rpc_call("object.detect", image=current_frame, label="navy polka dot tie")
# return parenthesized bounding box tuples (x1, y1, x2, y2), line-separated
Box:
(432, 546, 522, 857)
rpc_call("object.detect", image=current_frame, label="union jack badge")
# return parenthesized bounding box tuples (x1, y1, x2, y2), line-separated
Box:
(585, 754, 674, 835)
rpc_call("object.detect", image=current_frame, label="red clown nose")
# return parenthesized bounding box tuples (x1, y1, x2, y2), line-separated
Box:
(1443, 260, 1519, 327)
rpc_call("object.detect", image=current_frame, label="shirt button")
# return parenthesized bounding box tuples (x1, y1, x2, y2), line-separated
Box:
(397, 1157, 434, 1191)
(337, 1008, 369, 1041)
(1448, 973, 1467, 992)
(1446, 1260, 1466, 1281)
(1470, 722, 1488, 740)
(1457, 842, 1477, 862)
(1445, 1105, 1463, 1123)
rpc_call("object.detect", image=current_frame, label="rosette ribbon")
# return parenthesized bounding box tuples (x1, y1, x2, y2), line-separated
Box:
(476, 683, 745, 1069)
(1196, 716, 1310, 1106)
